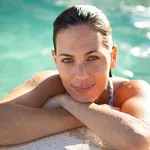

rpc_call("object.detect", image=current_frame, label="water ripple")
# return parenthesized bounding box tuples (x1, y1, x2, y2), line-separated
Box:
(131, 46, 150, 58)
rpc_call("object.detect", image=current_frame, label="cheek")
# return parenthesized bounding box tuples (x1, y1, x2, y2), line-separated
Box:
(92, 63, 107, 73)
(90, 60, 109, 88)
(57, 64, 72, 89)
(88, 60, 109, 77)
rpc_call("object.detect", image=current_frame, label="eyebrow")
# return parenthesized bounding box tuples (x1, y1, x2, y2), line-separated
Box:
(59, 50, 99, 57)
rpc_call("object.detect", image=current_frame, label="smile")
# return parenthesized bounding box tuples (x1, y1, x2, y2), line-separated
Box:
(74, 84, 96, 93)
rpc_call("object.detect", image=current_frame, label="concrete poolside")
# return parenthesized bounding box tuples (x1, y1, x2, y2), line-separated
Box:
(0, 127, 112, 150)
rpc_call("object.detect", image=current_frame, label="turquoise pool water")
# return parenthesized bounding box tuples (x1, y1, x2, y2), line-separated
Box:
(0, 0, 150, 99)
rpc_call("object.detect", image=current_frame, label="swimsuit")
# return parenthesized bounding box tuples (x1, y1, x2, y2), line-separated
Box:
(108, 78, 114, 106)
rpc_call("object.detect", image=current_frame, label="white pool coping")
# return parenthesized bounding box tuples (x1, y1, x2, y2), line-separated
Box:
(0, 127, 111, 150)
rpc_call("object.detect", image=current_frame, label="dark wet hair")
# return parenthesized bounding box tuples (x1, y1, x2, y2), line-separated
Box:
(53, 5, 113, 77)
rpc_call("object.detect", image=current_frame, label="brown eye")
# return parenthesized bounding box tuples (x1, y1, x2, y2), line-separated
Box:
(62, 58, 73, 63)
(88, 56, 99, 61)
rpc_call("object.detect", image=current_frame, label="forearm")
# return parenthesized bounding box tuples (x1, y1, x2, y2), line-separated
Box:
(62, 100, 149, 150)
(0, 103, 83, 146)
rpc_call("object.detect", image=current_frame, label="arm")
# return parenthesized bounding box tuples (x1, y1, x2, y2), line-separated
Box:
(0, 103, 83, 146)
(58, 80, 150, 150)
(0, 70, 83, 146)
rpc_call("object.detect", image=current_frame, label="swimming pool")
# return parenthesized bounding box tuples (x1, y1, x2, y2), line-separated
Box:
(0, 0, 150, 99)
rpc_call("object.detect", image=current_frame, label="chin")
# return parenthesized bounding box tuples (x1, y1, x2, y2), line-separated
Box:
(66, 86, 100, 103)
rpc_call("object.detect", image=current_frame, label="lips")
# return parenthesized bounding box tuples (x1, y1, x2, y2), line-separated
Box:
(73, 84, 96, 93)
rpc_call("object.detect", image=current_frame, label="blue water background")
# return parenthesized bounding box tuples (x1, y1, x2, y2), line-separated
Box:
(0, 0, 150, 99)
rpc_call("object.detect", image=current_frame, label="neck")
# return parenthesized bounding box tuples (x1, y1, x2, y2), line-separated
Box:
(94, 83, 109, 105)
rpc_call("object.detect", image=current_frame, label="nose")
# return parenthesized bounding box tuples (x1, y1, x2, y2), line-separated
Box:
(75, 64, 89, 81)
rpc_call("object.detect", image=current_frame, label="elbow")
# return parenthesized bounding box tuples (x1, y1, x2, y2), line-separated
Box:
(0, 123, 22, 146)
(0, 104, 21, 146)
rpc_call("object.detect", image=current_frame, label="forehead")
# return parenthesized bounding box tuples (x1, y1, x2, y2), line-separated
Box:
(56, 25, 105, 55)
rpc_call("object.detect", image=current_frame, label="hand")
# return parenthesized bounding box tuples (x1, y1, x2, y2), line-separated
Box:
(42, 94, 70, 110)
(112, 107, 120, 111)
(106, 105, 120, 111)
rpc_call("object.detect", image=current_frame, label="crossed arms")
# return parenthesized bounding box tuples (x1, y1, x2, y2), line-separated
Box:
(0, 70, 150, 150)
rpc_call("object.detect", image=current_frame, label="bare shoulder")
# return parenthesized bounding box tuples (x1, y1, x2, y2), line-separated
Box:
(113, 77, 150, 107)
(24, 70, 66, 96)
(24, 70, 59, 89)
(1, 70, 66, 105)
(111, 76, 129, 96)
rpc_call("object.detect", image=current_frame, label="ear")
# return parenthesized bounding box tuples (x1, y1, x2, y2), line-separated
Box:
(51, 50, 57, 64)
(110, 45, 118, 69)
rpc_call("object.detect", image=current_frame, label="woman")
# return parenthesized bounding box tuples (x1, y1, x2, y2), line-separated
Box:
(0, 5, 150, 150)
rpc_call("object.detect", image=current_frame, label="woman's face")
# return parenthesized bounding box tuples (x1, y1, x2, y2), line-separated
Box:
(52, 25, 114, 103)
